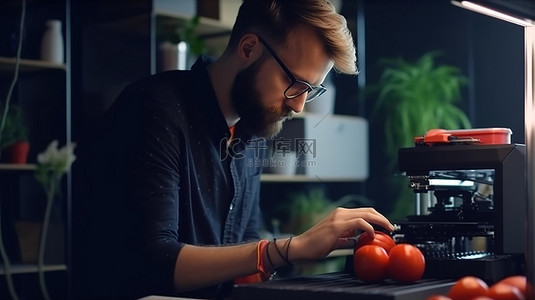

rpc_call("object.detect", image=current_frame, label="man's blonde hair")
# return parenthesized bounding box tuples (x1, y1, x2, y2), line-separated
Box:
(228, 0, 358, 75)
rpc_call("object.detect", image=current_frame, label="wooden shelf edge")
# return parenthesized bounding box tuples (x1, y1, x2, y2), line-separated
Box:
(154, 10, 232, 28)
(154, 11, 232, 38)
(326, 249, 354, 258)
(0, 264, 66, 275)
(290, 112, 366, 121)
(260, 174, 364, 183)
(0, 56, 66, 72)
(0, 163, 37, 171)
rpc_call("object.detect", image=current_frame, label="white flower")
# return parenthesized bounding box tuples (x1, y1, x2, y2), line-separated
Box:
(34, 140, 76, 300)
(37, 140, 58, 164)
(36, 140, 76, 175)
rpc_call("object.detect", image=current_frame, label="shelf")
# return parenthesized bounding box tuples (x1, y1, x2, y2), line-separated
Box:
(0, 163, 37, 171)
(0, 264, 66, 275)
(290, 112, 363, 120)
(260, 174, 362, 183)
(154, 11, 232, 39)
(95, 12, 232, 40)
(0, 57, 66, 73)
(327, 249, 354, 258)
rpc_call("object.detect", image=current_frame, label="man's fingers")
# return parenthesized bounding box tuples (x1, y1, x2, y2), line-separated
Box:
(335, 238, 358, 249)
(334, 207, 395, 232)
(341, 218, 375, 238)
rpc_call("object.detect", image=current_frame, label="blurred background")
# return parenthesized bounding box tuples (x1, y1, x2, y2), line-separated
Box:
(0, 0, 527, 297)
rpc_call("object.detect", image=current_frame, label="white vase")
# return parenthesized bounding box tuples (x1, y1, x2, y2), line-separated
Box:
(159, 41, 196, 71)
(159, 41, 178, 71)
(40, 20, 64, 64)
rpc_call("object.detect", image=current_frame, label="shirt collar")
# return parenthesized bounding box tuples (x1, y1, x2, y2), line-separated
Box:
(191, 56, 254, 147)
(191, 56, 232, 140)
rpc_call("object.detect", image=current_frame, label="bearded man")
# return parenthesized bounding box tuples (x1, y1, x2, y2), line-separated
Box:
(73, 0, 394, 299)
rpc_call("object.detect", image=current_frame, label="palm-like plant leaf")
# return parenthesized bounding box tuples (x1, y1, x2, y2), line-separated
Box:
(370, 52, 471, 167)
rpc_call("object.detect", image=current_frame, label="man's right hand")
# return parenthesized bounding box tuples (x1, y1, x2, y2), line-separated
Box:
(288, 207, 395, 261)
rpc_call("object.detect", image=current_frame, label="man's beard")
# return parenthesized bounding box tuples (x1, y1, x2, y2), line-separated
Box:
(231, 57, 293, 138)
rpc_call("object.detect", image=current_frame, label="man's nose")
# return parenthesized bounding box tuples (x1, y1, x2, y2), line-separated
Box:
(284, 93, 307, 113)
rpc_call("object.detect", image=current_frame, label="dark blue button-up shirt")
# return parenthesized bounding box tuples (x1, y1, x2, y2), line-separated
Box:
(74, 57, 264, 299)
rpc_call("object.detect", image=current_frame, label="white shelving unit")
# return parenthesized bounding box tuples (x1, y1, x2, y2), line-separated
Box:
(0, 4, 70, 298)
(261, 114, 369, 183)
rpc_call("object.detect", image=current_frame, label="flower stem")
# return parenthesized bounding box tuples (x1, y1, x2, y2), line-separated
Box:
(38, 177, 57, 300)
(0, 200, 20, 300)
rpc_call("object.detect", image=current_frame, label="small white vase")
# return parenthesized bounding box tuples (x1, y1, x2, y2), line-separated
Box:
(40, 20, 64, 64)
(159, 41, 195, 71)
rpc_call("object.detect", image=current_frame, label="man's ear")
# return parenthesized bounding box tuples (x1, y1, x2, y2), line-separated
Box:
(237, 34, 262, 64)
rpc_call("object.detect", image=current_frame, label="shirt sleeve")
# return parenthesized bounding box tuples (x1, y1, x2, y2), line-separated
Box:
(131, 87, 185, 291)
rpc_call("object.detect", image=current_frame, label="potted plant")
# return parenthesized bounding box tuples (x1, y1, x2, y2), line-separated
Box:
(157, 15, 206, 71)
(367, 51, 471, 219)
(284, 188, 335, 235)
(0, 102, 29, 164)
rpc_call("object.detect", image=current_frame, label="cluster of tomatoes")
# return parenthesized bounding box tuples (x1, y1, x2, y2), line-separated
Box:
(427, 275, 528, 300)
(351, 231, 528, 299)
(352, 231, 426, 283)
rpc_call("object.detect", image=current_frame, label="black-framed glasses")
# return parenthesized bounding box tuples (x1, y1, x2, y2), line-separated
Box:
(258, 37, 327, 103)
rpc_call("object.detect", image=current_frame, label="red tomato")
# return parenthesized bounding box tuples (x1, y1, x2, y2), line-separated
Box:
(497, 275, 527, 297)
(448, 276, 489, 300)
(426, 295, 453, 300)
(353, 245, 389, 282)
(355, 231, 396, 253)
(486, 282, 525, 300)
(387, 244, 425, 282)
(471, 297, 495, 300)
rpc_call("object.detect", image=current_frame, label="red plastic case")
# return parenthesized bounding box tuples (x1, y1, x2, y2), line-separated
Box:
(415, 128, 512, 145)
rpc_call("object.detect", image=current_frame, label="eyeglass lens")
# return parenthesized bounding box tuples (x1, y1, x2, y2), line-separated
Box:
(286, 82, 326, 102)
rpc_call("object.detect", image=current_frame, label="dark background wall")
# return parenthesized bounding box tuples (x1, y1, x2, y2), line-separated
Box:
(347, 0, 525, 218)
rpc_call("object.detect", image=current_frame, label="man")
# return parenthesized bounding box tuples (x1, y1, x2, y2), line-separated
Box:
(73, 0, 394, 299)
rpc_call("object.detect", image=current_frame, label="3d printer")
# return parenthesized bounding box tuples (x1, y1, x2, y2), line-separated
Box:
(395, 128, 526, 282)
(232, 129, 527, 300)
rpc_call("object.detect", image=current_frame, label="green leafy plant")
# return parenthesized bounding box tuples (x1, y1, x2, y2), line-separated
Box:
(178, 15, 206, 57)
(0, 102, 28, 149)
(368, 52, 471, 219)
(157, 15, 206, 56)
(282, 189, 373, 235)
(371, 52, 471, 166)
(284, 188, 334, 235)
